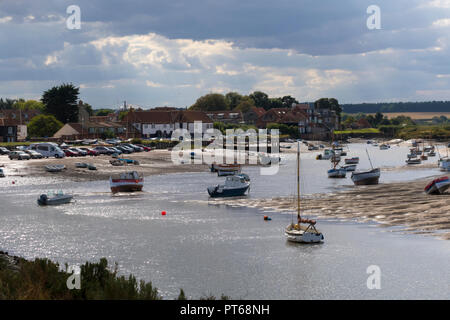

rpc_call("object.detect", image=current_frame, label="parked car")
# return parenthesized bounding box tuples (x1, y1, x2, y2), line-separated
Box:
(64, 149, 79, 157)
(117, 145, 134, 153)
(25, 150, 43, 159)
(93, 146, 114, 155)
(106, 139, 121, 145)
(122, 143, 143, 152)
(9, 151, 31, 160)
(71, 148, 87, 156)
(108, 147, 123, 155)
(28, 143, 65, 158)
(79, 147, 99, 156)
(136, 144, 152, 152)
(0, 147, 10, 155)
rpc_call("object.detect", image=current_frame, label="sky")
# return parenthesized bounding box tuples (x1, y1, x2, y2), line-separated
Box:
(1, 0, 450, 109)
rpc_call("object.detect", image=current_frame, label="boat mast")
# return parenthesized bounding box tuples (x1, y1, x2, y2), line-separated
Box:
(366, 149, 374, 169)
(297, 141, 301, 223)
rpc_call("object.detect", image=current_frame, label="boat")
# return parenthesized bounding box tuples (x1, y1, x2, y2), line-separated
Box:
(110, 171, 144, 193)
(207, 174, 250, 198)
(342, 164, 357, 172)
(406, 158, 421, 165)
(317, 149, 334, 160)
(45, 165, 66, 172)
(75, 162, 88, 168)
(424, 176, 450, 195)
(110, 159, 124, 166)
(216, 164, 241, 176)
(439, 158, 450, 171)
(87, 164, 97, 170)
(351, 149, 380, 185)
(428, 151, 436, 157)
(344, 157, 359, 164)
(258, 153, 281, 165)
(327, 168, 346, 178)
(379, 144, 390, 150)
(37, 191, 73, 206)
(285, 142, 324, 243)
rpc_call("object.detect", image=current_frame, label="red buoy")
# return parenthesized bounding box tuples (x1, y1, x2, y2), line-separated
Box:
(161, 211, 166, 216)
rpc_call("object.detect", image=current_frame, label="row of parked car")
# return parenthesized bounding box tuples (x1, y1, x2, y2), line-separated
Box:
(0, 143, 152, 160)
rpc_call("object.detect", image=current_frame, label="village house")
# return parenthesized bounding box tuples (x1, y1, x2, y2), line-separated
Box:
(0, 109, 41, 141)
(123, 109, 214, 138)
(243, 107, 266, 125)
(205, 110, 244, 124)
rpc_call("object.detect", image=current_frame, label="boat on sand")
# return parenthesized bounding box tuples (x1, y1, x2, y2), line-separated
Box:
(110, 171, 144, 193)
(424, 176, 450, 195)
(37, 191, 73, 205)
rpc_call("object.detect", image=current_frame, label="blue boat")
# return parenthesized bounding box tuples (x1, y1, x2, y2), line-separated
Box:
(207, 175, 250, 198)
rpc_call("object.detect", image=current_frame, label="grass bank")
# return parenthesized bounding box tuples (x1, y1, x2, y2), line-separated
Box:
(0, 252, 228, 300)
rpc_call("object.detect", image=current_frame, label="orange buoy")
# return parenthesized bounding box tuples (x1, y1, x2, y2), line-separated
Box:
(263, 215, 271, 221)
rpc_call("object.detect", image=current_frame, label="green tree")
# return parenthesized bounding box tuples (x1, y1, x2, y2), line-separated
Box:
(27, 114, 63, 138)
(189, 93, 229, 111)
(41, 83, 80, 123)
(225, 92, 243, 110)
(234, 97, 255, 113)
(0, 98, 17, 109)
(13, 99, 45, 111)
(95, 108, 114, 116)
(281, 95, 299, 108)
(249, 91, 271, 110)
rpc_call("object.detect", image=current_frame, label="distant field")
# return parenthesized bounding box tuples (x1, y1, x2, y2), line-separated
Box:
(364, 112, 450, 120)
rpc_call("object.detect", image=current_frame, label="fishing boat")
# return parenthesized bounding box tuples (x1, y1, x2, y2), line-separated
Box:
(207, 175, 250, 198)
(110, 171, 144, 193)
(424, 176, 450, 195)
(351, 149, 380, 185)
(216, 164, 241, 176)
(342, 164, 357, 172)
(285, 142, 324, 243)
(45, 165, 66, 172)
(406, 157, 421, 165)
(37, 191, 73, 206)
(344, 157, 359, 164)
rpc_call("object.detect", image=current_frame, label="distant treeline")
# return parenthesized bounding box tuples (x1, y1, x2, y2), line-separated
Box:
(342, 101, 450, 113)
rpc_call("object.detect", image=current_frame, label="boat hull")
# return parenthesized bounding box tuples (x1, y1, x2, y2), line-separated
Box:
(425, 177, 450, 194)
(37, 194, 73, 206)
(328, 168, 346, 178)
(110, 179, 144, 193)
(351, 168, 380, 185)
(207, 185, 249, 198)
(285, 225, 324, 243)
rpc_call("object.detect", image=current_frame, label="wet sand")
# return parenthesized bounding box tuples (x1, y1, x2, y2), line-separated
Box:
(209, 177, 450, 240)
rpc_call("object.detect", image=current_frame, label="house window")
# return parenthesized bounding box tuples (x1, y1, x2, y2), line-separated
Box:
(98, 128, 104, 133)
(151, 124, 155, 129)
(89, 127, 95, 134)
(7, 127, 13, 135)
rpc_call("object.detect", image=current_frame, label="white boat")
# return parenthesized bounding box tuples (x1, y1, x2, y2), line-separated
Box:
(37, 191, 73, 206)
(406, 158, 421, 165)
(45, 165, 66, 172)
(316, 149, 333, 160)
(216, 164, 241, 176)
(207, 175, 250, 198)
(351, 149, 380, 185)
(110, 171, 144, 193)
(424, 176, 450, 195)
(285, 142, 324, 243)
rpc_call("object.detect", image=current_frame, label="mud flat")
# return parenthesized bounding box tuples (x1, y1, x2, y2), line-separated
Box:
(209, 176, 450, 240)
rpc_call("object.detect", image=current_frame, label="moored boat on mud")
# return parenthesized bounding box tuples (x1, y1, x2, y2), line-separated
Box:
(45, 165, 66, 172)
(424, 176, 450, 195)
(37, 191, 73, 206)
(344, 157, 359, 164)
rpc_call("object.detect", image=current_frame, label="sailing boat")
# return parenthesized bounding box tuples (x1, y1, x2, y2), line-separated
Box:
(351, 149, 380, 185)
(285, 142, 324, 243)
(328, 142, 346, 178)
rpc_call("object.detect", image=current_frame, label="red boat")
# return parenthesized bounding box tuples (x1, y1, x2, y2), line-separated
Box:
(110, 171, 144, 193)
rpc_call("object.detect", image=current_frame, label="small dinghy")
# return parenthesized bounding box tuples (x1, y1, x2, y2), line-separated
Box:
(75, 163, 88, 168)
(37, 191, 73, 206)
(87, 164, 97, 170)
(327, 168, 346, 178)
(424, 176, 450, 195)
(45, 165, 66, 172)
(406, 158, 421, 165)
(110, 159, 124, 166)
